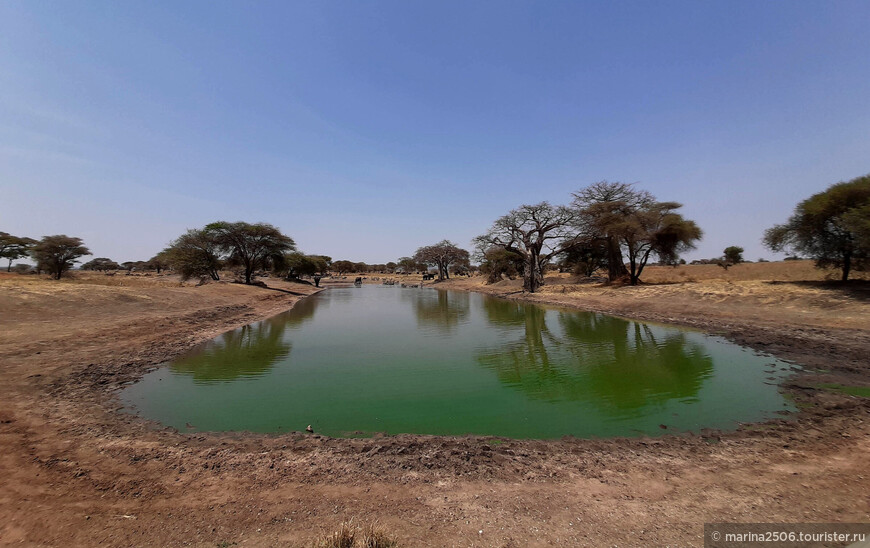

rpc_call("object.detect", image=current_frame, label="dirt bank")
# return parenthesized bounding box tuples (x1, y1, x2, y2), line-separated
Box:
(1, 268, 868, 547)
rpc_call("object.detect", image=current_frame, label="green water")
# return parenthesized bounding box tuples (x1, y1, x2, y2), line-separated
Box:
(120, 286, 796, 438)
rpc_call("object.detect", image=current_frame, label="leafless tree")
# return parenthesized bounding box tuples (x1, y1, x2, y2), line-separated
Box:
(473, 202, 576, 292)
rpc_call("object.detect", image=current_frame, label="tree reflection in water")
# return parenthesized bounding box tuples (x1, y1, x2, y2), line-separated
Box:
(170, 297, 318, 383)
(476, 297, 713, 413)
(402, 288, 470, 334)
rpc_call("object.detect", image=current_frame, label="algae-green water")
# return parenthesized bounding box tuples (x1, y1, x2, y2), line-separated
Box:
(120, 286, 795, 438)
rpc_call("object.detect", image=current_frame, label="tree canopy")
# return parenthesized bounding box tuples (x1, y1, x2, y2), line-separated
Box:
(163, 228, 224, 281)
(764, 174, 870, 281)
(723, 246, 744, 265)
(31, 235, 91, 280)
(473, 202, 576, 292)
(572, 182, 702, 285)
(81, 257, 120, 271)
(206, 221, 296, 284)
(0, 232, 37, 272)
(413, 240, 470, 281)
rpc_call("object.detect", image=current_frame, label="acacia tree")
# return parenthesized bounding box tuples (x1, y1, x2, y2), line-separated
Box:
(473, 202, 576, 293)
(30, 235, 91, 280)
(573, 183, 701, 285)
(396, 257, 424, 273)
(478, 246, 525, 283)
(81, 257, 120, 271)
(206, 221, 296, 284)
(0, 232, 37, 272)
(571, 182, 653, 282)
(764, 175, 870, 281)
(560, 238, 609, 277)
(723, 246, 744, 265)
(332, 260, 355, 275)
(593, 199, 701, 285)
(147, 250, 172, 274)
(413, 240, 470, 280)
(164, 228, 224, 281)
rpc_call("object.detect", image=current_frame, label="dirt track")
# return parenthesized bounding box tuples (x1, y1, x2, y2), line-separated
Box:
(1, 268, 869, 547)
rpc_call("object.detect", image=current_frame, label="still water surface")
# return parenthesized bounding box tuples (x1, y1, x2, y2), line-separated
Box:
(121, 286, 795, 438)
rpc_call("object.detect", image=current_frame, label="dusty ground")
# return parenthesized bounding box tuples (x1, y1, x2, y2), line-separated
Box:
(1, 264, 869, 547)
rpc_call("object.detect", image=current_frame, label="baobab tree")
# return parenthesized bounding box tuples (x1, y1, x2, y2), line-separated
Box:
(473, 202, 576, 293)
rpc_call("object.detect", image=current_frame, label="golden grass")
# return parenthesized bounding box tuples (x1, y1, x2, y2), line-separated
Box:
(313, 521, 399, 548)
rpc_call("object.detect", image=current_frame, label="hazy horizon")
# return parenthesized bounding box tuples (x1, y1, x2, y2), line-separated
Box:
(3, 1, 869, 264)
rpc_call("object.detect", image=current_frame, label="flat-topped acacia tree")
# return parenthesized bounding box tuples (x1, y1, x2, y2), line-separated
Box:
(30, 235, 91, 280)
(0, 232, 37, 272)
(205, 222, 296, 285)
(413, 240, 470, 280)
(764, 174, 870, 281)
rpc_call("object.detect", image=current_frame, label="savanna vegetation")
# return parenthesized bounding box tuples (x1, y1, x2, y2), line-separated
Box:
(473, 181, 702, 292)
(764, 174, 870, 281)
(2, 174, 867, 291)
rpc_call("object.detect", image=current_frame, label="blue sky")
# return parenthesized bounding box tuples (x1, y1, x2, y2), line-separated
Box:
(2, 1, 869, 264)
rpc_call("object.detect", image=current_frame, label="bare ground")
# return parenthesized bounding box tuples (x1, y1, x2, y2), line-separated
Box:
(1, 264, 869, 547)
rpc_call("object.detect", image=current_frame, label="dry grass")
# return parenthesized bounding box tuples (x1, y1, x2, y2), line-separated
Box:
(312, 521, 399, 548)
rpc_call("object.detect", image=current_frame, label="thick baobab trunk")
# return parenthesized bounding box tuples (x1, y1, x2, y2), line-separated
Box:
(606, 237, 629, 282)
(523, 252, 545, 293)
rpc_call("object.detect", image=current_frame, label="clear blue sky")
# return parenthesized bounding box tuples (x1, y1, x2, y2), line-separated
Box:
(2, 1, 869, 264)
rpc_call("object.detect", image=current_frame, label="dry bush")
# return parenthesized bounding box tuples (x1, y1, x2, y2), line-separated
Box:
(362, 523, 399, 548)
(314, 521, 355, 548)
(313, 521, 399, 548)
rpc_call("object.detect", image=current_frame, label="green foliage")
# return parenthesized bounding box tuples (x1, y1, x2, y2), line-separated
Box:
(206, 221, 296, 284)
(560, 239, 608, 277)
(764, 174, 870, 281)
(332, 260, 356, 275)
(413, 240, 470, 280)
(278, 252, 326, 279)
(396, 257, 422, 273)
(571, 181, 650, 281)
(575, 184, 702, 285)
(478, 247, 524, 283)
(165, 222, 295, 284)
(30, 235, 91, 280)
(723, 246, 744, 264)
(164, 228, 224, 281)
(817, 383, 870, 398)
(0, 232, 37, 272)
(147, 250, 172, 273)
(80, 257, 120, 271)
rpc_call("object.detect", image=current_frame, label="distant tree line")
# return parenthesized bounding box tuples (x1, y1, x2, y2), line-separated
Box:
(4, 174, 867, 285)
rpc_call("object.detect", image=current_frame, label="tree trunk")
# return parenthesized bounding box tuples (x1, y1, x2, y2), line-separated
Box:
(523, 253, 545, 293)
(842, 252, 851, 282)
(523, 256, 535, 292)
(606, 237, 629, 281)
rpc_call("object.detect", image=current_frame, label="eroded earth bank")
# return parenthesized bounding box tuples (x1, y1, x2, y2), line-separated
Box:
(1, 267, 868, 547)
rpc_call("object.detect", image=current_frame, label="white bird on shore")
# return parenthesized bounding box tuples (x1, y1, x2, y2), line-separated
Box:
(305, 424, 314, 433)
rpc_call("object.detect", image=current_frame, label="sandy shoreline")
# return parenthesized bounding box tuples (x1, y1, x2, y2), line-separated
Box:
(1, 269, 868, 546)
